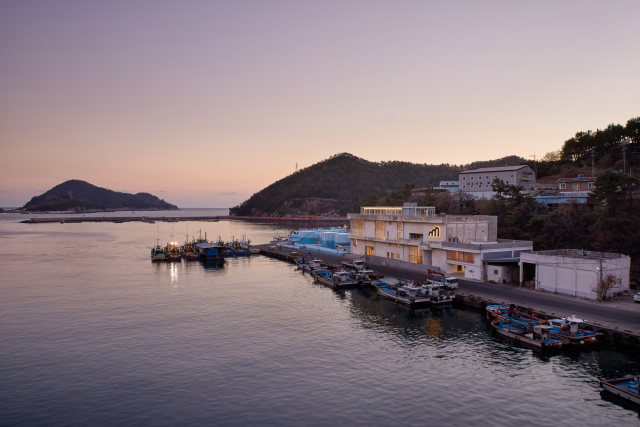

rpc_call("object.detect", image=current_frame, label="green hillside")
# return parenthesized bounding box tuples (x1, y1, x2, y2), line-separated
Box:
(230, 153, 523, 216)
(22, 180, 179, 212)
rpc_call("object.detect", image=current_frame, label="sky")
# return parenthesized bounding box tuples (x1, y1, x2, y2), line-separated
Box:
(1, 1, 639, 208)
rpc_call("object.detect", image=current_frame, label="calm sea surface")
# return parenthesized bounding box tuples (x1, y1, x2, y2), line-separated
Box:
(1, 209, 639, 426)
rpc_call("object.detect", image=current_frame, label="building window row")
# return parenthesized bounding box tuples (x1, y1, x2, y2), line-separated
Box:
(447, 250, 474, 263)
(365, 246, 374, 255)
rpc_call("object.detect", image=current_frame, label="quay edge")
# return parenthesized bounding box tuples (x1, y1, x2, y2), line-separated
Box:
(258, 245, 640, 349)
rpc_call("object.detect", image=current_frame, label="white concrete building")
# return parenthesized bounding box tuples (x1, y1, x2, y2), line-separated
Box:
(348, 204, 533, 280)
(520, 250, 631, 300)
(459, 165, 536, 199)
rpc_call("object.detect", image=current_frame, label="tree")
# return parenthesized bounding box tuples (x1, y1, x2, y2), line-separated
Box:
(596, 273, 621, 300)
(422, 186, 440, 207)
(542, 150, 562, 162)
(486, 178, 545, 241)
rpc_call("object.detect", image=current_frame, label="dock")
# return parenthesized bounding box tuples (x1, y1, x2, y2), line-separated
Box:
(256, 244, 640, 349)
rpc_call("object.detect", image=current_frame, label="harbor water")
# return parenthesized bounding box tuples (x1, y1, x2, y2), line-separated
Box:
(1, 209, 639, 426)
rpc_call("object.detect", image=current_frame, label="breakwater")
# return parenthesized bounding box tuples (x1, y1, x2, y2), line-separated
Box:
(21, 215, 349, 224)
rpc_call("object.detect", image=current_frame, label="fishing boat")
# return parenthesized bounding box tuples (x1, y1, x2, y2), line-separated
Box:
(372, 278, 431, 307)
(601, 376, 640, 405)
(547, 315, 600, 345)
(420, 282, 454, 305)
(151, 237, 166, 262)
(166, 233, 182, 262)
(195, 242, 226, 262)
(487, 305, 600, 347)
(491, 319, 564, 349)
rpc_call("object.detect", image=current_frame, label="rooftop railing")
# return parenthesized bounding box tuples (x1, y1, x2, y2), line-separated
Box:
(359, 206, 436, 217)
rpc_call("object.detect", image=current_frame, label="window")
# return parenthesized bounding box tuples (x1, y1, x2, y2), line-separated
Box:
(478, 176, 481, 179)
(494, 175, 497, 178)
(409, 233, 423, 241)
(494, 269, 498, 275)
(365, 246, 374, 255)
(506, 181, 509, 184)
(397, 222, 403, 231)
(397, 231, 402, 240)
(510, 174, 513, 178)
(352, 219, 364, 237)
(397, 253, 400, 259)
(573, 183, 582, 191)
(462, 177, 466, 181)
(588, 182, 595, 189)
(471, 176, 473, 180)
(409, 246, 422, 264)
(559, 183, 566, 189)
(486, 175, 489, 179)
(463, 185, 466, 188)
(387, 252, 390, 258)
(447, 251, 475, 263)
(375, 221, 386, 239)
(390, 253, 394, 259)
(487, 182, 490, 185)
(354, 240, 357, 246)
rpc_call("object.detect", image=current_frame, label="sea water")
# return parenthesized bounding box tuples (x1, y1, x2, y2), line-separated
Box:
(1, 210, 639, 426)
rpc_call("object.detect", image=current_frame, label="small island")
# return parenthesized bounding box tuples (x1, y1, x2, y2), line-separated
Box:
(20, 179, 179, 213)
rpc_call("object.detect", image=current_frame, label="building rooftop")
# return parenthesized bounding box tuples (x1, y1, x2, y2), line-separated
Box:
(460, 165, 529, 174)
(529, 249, 626, 259)
(557, 177, 596, 182)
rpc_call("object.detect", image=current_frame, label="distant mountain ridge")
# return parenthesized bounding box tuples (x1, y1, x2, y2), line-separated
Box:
(230, 153, 523, 217)
(22, 180, 179, 212)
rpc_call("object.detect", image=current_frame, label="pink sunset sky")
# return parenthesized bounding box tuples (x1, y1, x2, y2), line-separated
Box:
(1, 1, 639, 207)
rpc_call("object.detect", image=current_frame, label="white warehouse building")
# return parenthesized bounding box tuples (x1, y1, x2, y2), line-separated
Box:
(520, 250, 631, 300)
(348, 203, 533, 280)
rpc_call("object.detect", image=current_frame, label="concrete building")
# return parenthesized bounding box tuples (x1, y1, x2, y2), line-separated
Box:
(459, 165, 536, 199)
(532, 175, 595, 205)
(520, 250, 631, 300)
(348, 203, 533, 280)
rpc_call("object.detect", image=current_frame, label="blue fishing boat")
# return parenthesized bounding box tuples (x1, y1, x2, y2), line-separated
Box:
(372, 278, 431, 307)
(601, 376, 640, 406)
(491, 319, 564, 349)
(195, 242, 226, 262)
(547, 315, 600, 345)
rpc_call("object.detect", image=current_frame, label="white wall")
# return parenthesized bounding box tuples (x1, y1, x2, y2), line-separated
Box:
(523, 252, 631, 300)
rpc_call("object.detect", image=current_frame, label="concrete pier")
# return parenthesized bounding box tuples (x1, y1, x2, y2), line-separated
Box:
(255, 244, 640, 348)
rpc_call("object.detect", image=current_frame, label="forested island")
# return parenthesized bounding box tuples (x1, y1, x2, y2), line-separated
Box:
(230, 154, 523, 217)
(21, 180, 179, 212)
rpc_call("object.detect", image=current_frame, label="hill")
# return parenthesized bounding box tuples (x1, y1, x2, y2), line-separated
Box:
(230, 153, 523, 216)
(22, 180, 179, 212)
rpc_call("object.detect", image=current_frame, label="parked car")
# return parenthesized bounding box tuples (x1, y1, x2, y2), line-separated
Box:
(634, 292, 640, 303)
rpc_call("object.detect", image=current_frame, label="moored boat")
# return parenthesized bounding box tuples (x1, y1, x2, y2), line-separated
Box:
(372, 278, 431, 307)
(601, 376, 640, 406)
(491, 319, 565, 349)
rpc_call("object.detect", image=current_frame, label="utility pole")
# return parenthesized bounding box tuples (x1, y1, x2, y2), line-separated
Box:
(529, 151, 536, 177)
(295, 163, 298, 172)
(621, 137, 630, 175)
(591, 148, 595, 177)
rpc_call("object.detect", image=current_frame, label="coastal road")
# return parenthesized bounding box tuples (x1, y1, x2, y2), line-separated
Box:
(260, 245, 640, 331)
